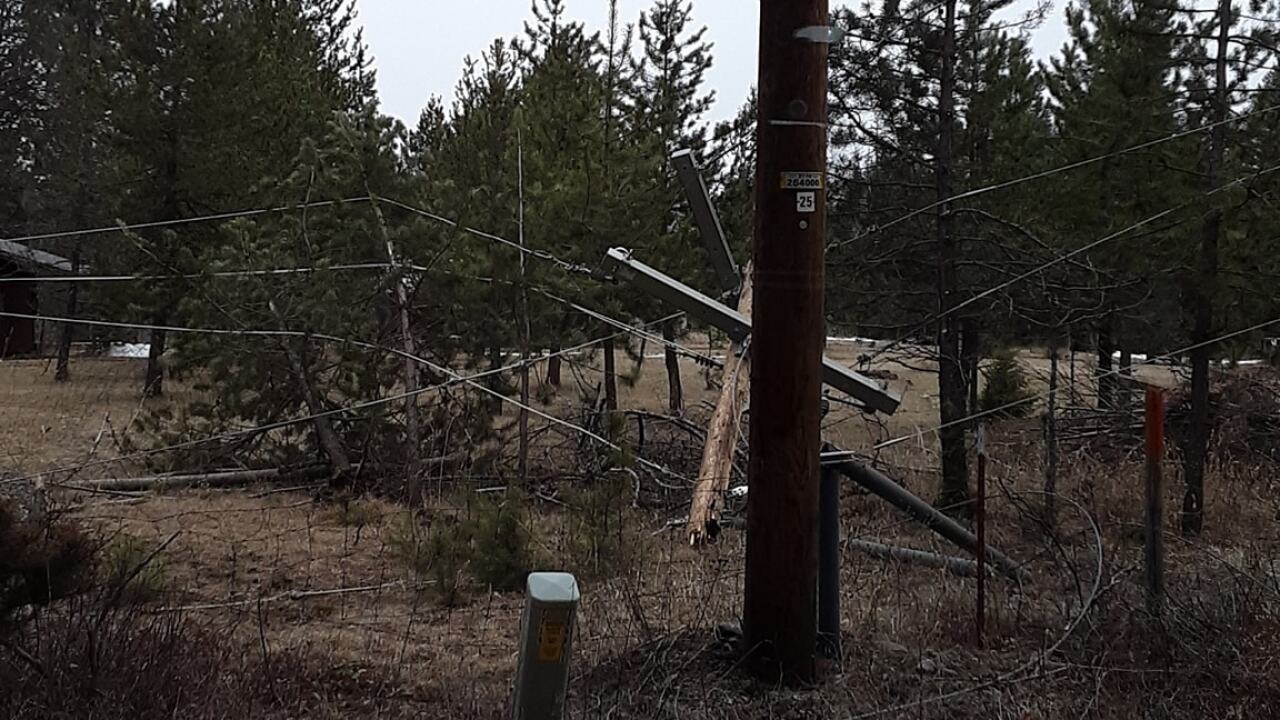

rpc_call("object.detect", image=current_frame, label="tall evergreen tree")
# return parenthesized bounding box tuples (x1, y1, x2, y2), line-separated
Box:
(828, 0, 1045, 509)
(630, 0, 714, 414)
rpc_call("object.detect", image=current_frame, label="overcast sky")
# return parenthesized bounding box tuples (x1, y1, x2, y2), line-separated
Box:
(355, 1, 1070, 128)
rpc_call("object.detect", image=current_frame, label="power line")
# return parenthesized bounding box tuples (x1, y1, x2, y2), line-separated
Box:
(380, 197, 595, 276)
(2, 315, 691, 486)
(1, 311, 691, 486)
(822, 312, 1280, 459)
(0, 262, 400, 284)
(2, 197, 372, 244)
(865, 161, 1280, 363)
(4, 258, 719, 367)
(831, 101, 1280, 249)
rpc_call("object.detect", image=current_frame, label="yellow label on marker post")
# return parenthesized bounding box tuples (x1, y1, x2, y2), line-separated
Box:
(537, 618, 567, 662)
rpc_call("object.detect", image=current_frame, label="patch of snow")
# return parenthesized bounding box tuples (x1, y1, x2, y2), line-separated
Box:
(108, 342, 150, 358)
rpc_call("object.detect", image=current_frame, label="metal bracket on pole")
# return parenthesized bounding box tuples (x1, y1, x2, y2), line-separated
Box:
(671, 149, 739, 295)
(603, 247, 901, 415)
(513, 572, 580, 720)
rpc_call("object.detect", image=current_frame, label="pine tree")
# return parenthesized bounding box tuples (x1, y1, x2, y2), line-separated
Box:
(24, 0, 120, 379)
(103, 0, 374, 397)
(1044, 0, 1191, 410)
(827, 0, 1044, 510)
(0, 2, 42, 237)
(1176, 0, 1278, 534)
(630, 0, 715, 414)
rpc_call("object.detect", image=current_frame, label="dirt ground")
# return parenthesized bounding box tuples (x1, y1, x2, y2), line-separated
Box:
(4, 346, 1274, 718)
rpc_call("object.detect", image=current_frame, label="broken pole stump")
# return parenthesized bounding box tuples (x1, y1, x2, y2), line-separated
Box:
(688, 264, 753, 545)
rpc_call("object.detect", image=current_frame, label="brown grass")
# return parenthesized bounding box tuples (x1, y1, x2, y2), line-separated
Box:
(1, 349, 1275, 718)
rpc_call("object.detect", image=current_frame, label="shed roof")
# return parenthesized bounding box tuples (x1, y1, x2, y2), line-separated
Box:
(0, 240, 74, 274)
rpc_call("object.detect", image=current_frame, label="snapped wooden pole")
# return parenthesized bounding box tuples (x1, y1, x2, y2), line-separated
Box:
(687, 264, 752, 545)
(1144, 387, 1165, 616)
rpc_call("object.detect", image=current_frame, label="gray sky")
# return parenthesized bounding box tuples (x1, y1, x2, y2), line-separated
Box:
(355, 1, 1069, 128)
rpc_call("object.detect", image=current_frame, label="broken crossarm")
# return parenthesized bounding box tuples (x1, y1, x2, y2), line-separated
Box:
(602, 248, 901, 415)
(671, 149, 739, 294)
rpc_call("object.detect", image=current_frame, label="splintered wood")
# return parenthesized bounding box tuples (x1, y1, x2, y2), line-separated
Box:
(687, 264, 752, 546)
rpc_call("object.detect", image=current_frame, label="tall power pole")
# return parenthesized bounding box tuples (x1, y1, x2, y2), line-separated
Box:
(743, 0, 829, 684)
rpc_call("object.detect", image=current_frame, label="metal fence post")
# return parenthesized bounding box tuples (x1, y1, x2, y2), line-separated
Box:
(513, 572, 580, 720)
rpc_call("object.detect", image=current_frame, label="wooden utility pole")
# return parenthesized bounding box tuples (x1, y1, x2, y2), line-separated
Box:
(742, 0, 829, 684)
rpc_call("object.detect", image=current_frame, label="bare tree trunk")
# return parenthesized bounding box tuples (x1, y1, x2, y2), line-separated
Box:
(1068, 324, 1079, 405)
(1119, 344, 1133, 410)
(547, 348, 561, 387)
(602, 335, 618, 412)
(663, 320, 683, 415)
(1096, 316, 1116, 410)
(961, 317, 981, 415)
(143, 328, 166, 398)
(269, 300, 350, 482)
(934, 0, 968, 514)
(516, 132, 530, 487)
(1184, 0, 1230, 537)
(55, 249, 81, 382)
(369, 193, 421, 497)
(1044, 336, 1060, 527)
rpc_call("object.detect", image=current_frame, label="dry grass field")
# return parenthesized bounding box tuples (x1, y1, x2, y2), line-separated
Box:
(1, 345, 1276, 719)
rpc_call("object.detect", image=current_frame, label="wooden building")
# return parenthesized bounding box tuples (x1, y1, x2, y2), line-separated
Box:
(0, 240, 73, 357)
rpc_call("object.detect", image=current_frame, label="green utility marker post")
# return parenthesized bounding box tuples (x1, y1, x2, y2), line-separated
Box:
(513, 572, 580, 720)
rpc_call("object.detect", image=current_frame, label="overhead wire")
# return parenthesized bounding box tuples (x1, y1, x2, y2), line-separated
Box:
(830, 101, 1280, 249)
(861, 161, 1280, 363)
(2, 313, 689, 487)
(821, 311, 1280, 460)
(1, 197, 372, 244)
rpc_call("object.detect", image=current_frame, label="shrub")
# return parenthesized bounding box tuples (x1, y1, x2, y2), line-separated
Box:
(980, 348, 1032, 418)
(387, 513, 470, 607)
(0, 502, 94, 628)
(103, 535, 168, 605)
(469, 493, 533, 592)
(564, 476, 637, 578)
(328, 497, 384, 528)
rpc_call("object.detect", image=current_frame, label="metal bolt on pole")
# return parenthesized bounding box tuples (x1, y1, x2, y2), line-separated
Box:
(513, 572, 580, 720)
